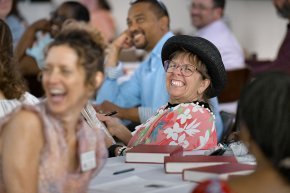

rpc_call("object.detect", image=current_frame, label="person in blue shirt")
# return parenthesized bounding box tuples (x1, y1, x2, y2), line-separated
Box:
(96, 0, 224, 141)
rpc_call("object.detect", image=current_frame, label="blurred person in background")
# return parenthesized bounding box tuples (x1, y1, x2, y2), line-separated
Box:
(190, 0, 245, 71)
(6, 0, 27, 48)
(192, 71, 290, 193)
(0, 19, 38, 118)
(246, 0, 290, 75)
(80, 0, 117, 42)
(16, 1, 90, 97)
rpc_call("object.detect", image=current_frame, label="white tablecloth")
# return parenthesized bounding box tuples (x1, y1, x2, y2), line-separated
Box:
(89, 156, 196, 193)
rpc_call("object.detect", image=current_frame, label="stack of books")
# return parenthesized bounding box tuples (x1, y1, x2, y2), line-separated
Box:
(164, 155, 237, 174)
(125, 144, 183, 164)
(125, 144, 256, 183)
(182, 163, 256, 182)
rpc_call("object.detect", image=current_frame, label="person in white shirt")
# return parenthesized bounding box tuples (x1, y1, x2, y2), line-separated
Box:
(0, 19, 38, 118)
(190, 0, 245, 70)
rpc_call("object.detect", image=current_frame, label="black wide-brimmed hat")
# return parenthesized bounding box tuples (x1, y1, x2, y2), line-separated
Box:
(161, 35, 227, 98)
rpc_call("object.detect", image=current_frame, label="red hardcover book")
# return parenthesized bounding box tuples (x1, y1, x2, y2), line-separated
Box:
(125, 144, 183, 164)
(182, 163, 256, 182)
(164, 155, 237, 174)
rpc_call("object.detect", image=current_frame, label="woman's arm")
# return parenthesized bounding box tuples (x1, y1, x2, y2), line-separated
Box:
(1, 110, 44, 193)
(96, 113, 132, 145)
(15, 19, 51, 75)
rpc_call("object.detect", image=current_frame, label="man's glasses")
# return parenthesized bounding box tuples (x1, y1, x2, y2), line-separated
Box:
(130, 0, 169, 17)
(164, 60, 198, 77)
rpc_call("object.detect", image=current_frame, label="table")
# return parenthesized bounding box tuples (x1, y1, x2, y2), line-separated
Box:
(88, 156, 196, 193)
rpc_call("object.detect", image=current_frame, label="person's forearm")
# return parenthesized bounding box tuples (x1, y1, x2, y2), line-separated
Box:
(18, 56, 40, 76)
(114, 124, 132, 145)
(15, 27, 41, 76)
(118, 107, 140, 123)
(15, 27, 36, 61)
(105, 44, 122, 67)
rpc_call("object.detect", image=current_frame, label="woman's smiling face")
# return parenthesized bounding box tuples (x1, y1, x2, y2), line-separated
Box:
(165, 52, 210, 104)
(42, 45, 91, 116)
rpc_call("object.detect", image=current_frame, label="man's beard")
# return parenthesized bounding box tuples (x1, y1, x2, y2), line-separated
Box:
(276, 1, 290, 19)
(134, 38, 148, 50)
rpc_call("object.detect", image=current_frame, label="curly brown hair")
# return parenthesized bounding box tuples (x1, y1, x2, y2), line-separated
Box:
(0, 19, 26, 99)
(46, 21, 106, 88)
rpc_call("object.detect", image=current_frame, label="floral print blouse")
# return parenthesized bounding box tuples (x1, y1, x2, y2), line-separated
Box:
(128, 102, 217, 150)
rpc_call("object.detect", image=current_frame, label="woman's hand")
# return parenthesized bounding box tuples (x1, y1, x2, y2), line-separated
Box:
(96, 113, 123, 136)
(104, 30, 133, 67)
(96, 113, 132, 145)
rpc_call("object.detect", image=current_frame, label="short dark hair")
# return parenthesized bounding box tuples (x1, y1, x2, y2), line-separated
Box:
(130, 0, 169, 19)
(99, 0, 112, 11)
(237, 71, 290, 182)
(213, 0, 226, 10)
(60, 1, 90, 22)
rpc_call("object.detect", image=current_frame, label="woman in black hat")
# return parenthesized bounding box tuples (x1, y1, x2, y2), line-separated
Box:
(101, 35, 227, 156)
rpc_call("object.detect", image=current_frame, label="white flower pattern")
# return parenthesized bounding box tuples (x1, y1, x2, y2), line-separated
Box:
(192, 104, 205, 113)
(164, 122, 183, 140)
(196, 129, 210, 149)
(129, 102, 217, 151)
(169, 133, 189, 149)
(184, 119, 201, 136)
(177, 108, 192, 124)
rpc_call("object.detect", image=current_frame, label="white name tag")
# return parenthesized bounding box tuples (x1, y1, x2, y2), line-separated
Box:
(80, 150, 96, 172)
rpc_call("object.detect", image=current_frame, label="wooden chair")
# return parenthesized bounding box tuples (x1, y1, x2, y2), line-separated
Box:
(218, 68, 250, 103)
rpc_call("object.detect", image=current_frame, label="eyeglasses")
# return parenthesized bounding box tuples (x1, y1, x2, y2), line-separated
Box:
(130, 0, 169, 17)
(164, 60, 198, 77)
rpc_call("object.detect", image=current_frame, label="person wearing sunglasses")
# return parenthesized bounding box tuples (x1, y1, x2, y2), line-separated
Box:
(98, 35, 227, 156)
(95, 0, 224, 141)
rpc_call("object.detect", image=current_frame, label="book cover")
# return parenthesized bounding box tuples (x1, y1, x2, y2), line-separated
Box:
(182, 163, 256, 182)
(164, 155, 237, 174)
(125, 144, 183, 164)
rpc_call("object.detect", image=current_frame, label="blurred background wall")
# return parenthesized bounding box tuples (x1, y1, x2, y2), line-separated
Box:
(18, 0, 286, 60)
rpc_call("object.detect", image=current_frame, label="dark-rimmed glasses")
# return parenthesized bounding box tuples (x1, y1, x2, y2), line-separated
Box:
(164, 60, 198, 77)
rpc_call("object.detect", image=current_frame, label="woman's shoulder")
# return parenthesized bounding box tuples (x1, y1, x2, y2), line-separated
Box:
(0, 103, 44, 130)
(4, 106, 42, 128)
(0, 106, 43, 147)
(171, 102, 214, 118)
(192, 179, 233, 193)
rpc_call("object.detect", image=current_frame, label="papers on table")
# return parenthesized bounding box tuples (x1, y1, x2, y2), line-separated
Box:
(88, 176, 189, 193)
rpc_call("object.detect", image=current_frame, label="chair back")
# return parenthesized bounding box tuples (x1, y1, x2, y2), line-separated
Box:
(218, 68, 250, 103)
(220, 111, 236, 143)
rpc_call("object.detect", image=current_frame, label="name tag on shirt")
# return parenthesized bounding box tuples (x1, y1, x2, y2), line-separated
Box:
(80, 150, 96, 172)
